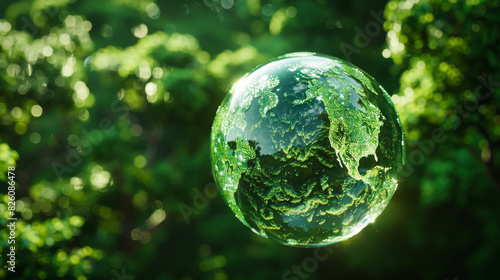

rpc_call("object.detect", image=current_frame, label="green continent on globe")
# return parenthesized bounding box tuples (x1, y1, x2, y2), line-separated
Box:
(210, 52, 405, 247)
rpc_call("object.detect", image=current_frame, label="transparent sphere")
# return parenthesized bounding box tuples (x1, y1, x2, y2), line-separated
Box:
(210, 52, 405, 247)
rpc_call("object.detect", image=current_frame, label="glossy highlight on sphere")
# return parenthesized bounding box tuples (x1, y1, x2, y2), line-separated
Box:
(210, 52, 405, 247)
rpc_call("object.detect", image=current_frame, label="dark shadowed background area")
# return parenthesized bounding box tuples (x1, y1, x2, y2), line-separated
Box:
(1, 0, 499, 279)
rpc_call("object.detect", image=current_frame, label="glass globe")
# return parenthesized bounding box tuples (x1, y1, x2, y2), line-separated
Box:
(210, 52, 405, 247)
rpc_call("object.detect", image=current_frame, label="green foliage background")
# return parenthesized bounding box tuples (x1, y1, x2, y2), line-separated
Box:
(0, 0, 499, 279)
